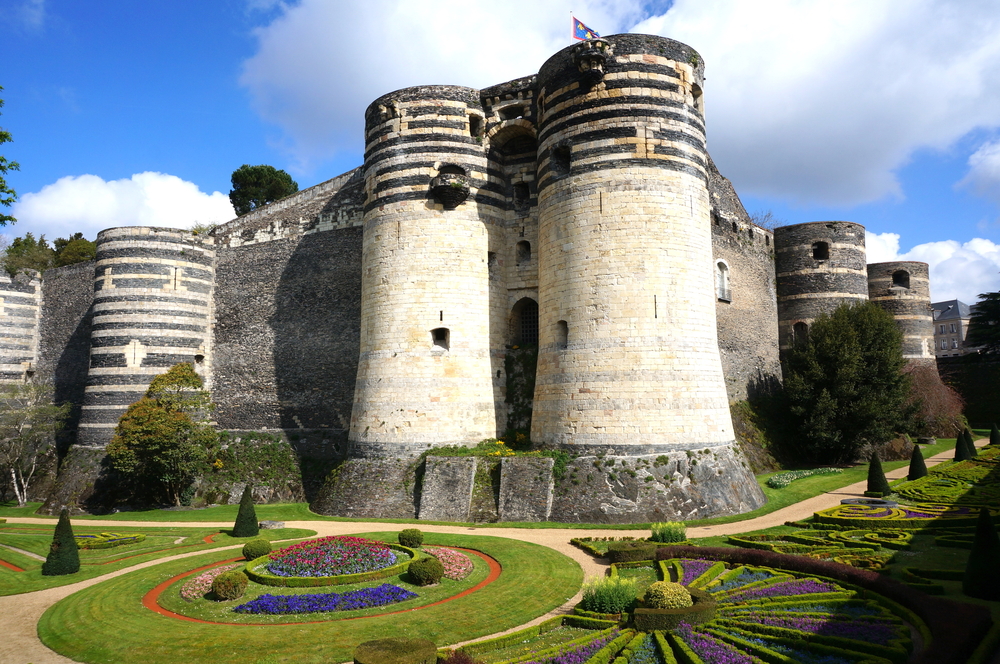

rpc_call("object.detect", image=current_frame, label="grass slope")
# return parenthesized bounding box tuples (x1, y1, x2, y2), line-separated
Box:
(39, 533, 583, 664)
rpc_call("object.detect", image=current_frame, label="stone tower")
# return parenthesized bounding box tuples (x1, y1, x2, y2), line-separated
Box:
(530, 34, 738, 456)
(774, 221, 868, 351)
(76, 227, 215, 447)
(0, 271, 41, 382)
(867, 261, 935, 362)
(348, 86, 499, 457)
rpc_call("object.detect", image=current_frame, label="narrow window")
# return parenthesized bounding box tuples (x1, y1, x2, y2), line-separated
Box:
(892, 270, 910, 289)
(432, 328, 450, 350)
(556, 320, 568, 349)
(513, 182, 530, 205)
(765, 235, 770, 247)
(952, 338, 958, 349)
(194, 354, 205, 364)
(793, 322, 809, 345)
(716, 261, 731, 302)
(732, 222, 738, 233)
(487, 251, 499, 280)
(499, 105, 525, 121)
(941, 340, 948, 350)
(468, 114, 483, 137)
(940, 325, 946, 334)
(551, 143, 571, 176)
(812, 241, 830, 260)
(516, 241, 531, 266)
(949, 323, 956, 333)
(691, 83, 703, 114)
(438, 164, 466, 176)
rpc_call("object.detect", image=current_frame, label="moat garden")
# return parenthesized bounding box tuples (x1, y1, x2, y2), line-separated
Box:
(2, 432, 1000, 664)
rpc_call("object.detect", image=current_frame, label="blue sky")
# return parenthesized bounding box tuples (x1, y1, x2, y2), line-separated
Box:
(2, 0, 1000, 302)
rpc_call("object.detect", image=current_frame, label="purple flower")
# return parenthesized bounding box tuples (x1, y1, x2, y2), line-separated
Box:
(675, 623, 755, 664)
(678, 559, 713, 585)
(233, 583, 417, 614)
(720, 579, 837, 603)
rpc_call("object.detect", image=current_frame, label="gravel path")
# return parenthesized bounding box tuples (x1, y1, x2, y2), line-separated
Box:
(0, 441, 979, 664)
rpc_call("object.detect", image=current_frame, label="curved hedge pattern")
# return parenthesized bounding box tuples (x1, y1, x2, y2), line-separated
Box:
(74, 532, 146, 550)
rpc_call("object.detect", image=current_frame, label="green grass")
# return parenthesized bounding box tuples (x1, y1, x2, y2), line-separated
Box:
(0, 525, 315, 596)
(39, 532, 583, 664)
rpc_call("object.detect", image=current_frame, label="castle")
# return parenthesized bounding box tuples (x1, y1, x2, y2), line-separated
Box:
(1, 34, 937, 523)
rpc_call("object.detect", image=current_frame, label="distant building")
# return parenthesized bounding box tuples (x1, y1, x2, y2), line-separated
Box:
(932, 300, 975, 357)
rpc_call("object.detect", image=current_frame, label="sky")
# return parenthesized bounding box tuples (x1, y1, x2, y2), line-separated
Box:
(2, 0, 1000, 303)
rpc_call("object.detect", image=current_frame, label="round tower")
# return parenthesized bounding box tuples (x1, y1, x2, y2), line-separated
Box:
(349, 85, 499, 457)
(867, 261, 935, 361)
(76, 227, 215, 447)
(530, 35, 745, 457)
(773, 221, 868, 351)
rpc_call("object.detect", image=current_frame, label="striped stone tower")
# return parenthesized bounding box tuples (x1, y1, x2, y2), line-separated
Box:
(867, 261, 935, 361)
(773, 221, 868, 351)
(76, 227, 215, 447)
(529, 34, 746, 459)
(0, 271, 42, 382)
(348, 86, 499, 457)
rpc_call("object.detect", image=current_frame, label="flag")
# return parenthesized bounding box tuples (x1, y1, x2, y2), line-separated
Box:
(572, 17, 600, 40)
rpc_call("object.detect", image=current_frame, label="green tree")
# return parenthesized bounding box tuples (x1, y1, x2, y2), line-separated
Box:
(907, 445, 927, 481)
(232, 484, 259, 537)
(966, 292, 1000, 355)
(963, 506, 1000, 600)
(53, 233, 97, 267)
(41, 509, 80, 576)
(2, 232, 55, 276)
(106, 363, 218, 506)
(866, 452, 891, 495)
(781, 301, 913, 463)
(0, 381, 69, 506)
(229, 164, 298, 216)
(0, 87, 18, 226)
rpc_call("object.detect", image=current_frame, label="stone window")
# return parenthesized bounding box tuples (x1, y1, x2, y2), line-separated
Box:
(499, 105, 526, 121)
(432, 328, 450, 350)
(950, 323, 956, 333)
(793, 322, 809, 344)
(716, 260, 731, 302)
(468, 114, 484, 138)
(438, 164, 466, 176)
(952, 338, 959, 349)
(732, 222, 738, 233)
(691, 83, 704, 114)
(516, 241, 531, 266)
(556, 320, 568, 349)
(487, 252, 499, 281)
(551, 143, 571, 176)
(510, 298, 539, 345)
(812, 241, 830, 260)
(941, 339, 948, 350)
(940, 324, 946, 334)
(892, 270, 910, 289)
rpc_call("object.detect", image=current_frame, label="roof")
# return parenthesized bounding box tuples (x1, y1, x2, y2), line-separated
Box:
(931, 299, 972, 321)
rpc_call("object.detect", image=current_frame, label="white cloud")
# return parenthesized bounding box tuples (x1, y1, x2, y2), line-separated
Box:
(9, 172, 235, 241)
(633, 0, 1000, 205)
(866, 231, 1000, 304)
(239, 0, 643, 169)
(959, 138, 1000, 207)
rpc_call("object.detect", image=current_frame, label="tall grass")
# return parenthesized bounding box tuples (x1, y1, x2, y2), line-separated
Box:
(650, 521, 686, 543)
(580, 576, 637, 613)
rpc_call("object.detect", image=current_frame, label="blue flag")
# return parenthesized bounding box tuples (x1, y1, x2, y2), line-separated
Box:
(573, 17, 600, 40)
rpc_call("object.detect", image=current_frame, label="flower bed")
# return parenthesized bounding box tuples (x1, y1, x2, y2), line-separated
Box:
(75, 532, 146, 550)
(244, 537, 417, 587)
(423, 546, 473, 580)
(232, 583, 417, 615)
(179, 563, 244, 601)
(765, 467, 843, 489)
(813, 502, 996, 529)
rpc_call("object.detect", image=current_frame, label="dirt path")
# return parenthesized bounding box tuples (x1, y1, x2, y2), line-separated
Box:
(0, 441, 980, 664)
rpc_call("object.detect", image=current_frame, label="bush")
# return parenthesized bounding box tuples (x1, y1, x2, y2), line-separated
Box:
(903, 362, 965, 438)
(354, 638, 437, 664)
(41, 509, 80, 576)
(232, 485, 259, 538)
(991, 423, 1000, 446)
(606, 541, 657, 563)
(963, 507, 1000, 600)
(643, 581, 692, 609)
(439, 650, 480, 664)
(650, 522, 686, 543)
(242, 537, 271, 561)
(212, 569, 249, 600)
(398, 528, 423, 548)
(867, 452, 891, 495)
(956, 434, 974, 461)
(408, 556, 444, 586)
(580, 576, 637, 614)
(908, 445, 928, 481)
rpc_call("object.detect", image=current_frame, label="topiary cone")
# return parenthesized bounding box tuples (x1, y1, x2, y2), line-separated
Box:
(907, 445, 927, 481)
(41, 509, 80, 576)
(867, 452, 891, 495)
(965, 428, 979, 457)
(956, 433, 973, 461)
(963, 507, 1000, 600)
(991, 423, 1000, 446)
(232, 485, 259, 538)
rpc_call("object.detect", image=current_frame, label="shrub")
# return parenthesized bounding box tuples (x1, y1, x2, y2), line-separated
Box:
(41, 509, 80, 576)
(991, 423, 1000, 446)
(242, 537, 271, 561)
(866, 452, 891, 495)
(580, 576, 637, 614)
(408, 556, 444, 586)
(232, 485, 259, 538)
(440, 650, 480, 664)
(643, 581, 692, 609)
(398, 528, 423, 548)
(963, 428, 978, 458)
(354, 638, 437, 664)
(212, 569, 249, 600)
(606, 541, 657, 563)
(963, 507, 1000, 600)
(956, 434, 973, 461)
(650, 522, 686, 543)
(908, 445, 928, 481)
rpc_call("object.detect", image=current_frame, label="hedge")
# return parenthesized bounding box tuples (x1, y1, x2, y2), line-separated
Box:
(706, 624, 894, 664)
(581, 629, 634, 664)
(74, 532, 146, 550)
(712, 618, 908, 663)
(244, 543, 417, 587)
(458, 615, 614, 660)
(633, 588, 716, 631)
(652, 631, 678, 664)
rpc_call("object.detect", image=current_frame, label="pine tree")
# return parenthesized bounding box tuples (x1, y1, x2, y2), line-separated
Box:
(232, 485, 259, 538)
(966, 428, 979, 457)
(991, 423, 1000, 446)
(867, 452, 891, 495)
(956, 432, 973, 461)
(41, 509, 80, 576)
(907, 445, 928, 481)
(963, 507, 1000, 600)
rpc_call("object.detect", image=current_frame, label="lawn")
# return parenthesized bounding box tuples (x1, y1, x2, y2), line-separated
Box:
(38, 532, 583, 664)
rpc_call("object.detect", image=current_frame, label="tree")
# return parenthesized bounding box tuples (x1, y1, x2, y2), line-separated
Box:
(41, 509, 80, 576)
(232, 484, 259, 538)
(966, 292, 1000, 355)
(781, 301, 913, 463)
(53, 233, 97, 267)
(907, 445, 927, 481)
(0, 86, 18, 226)
(866, 452, 891, 495)
(2, 232, 54, 276)
(229, 164, 298, 216)
(963, 506, 1000, 600)
(106, 363, 218, 506)
(964, 428, 979, 458)
(0, 381, 69, 506)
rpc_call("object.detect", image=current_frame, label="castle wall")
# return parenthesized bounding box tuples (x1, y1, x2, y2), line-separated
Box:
(0, 271, 42, 382)
(867, 261, 935, 361)
(774, 221, 868, 351)
(708, 161, 781, 401)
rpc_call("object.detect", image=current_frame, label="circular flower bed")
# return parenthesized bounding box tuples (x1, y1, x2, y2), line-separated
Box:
(233, 583, 417, 615)
(245, 536, 416, 587)
(423, 546, 474, 580)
